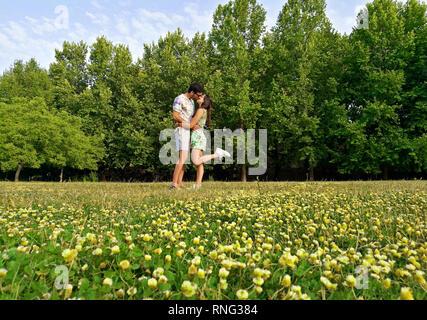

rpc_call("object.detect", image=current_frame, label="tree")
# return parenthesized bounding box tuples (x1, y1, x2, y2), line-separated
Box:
(264, 0, 341, 180)
(208, 0, 267, 181)
(49, 40, 89, 95)
(343, 0, 425, 177)
(0, 98, 104, 181)
(0, 59, 53, 103)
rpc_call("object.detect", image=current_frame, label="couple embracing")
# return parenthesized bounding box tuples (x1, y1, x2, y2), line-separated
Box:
(169, 83, 231, 191)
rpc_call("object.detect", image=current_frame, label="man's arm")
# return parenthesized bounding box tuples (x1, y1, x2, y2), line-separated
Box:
(173, 111, 185, 123)
(173, 111, 191, 129)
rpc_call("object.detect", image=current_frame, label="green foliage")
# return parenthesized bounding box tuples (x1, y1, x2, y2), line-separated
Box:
(0, 59, 53, 103)
(0, 0, 425, 180)
(0, 98, 104, 181)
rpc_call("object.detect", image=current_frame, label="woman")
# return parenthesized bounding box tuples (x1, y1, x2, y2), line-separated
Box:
(176, 95, 230, 189)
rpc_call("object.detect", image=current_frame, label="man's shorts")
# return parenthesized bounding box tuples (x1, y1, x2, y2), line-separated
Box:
(175, 127, 190, 151)
(190, 129, 207, 152)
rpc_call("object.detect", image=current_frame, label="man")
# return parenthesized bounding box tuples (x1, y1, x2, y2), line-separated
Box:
(169, 83, 205, 190)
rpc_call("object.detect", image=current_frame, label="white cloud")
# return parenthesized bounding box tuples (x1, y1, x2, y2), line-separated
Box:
(183, 3, 213, 32)
(91, 0, 104, 10)
(137, 8, 175, 26)
(3, 21, 27, 42)
(118, 0, 131, 7)
(116, 18, 130, 36)
(68, 23, 88, 40)
(86, 12, 110, 25)
(0, 32, 15, 51)
(29, 17, 58, 35)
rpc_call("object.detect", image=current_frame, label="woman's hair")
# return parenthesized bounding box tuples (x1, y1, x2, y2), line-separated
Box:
(201, 95, 213, 128)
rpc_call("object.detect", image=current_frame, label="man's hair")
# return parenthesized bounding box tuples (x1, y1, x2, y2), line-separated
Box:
(188, 82, 205, 94)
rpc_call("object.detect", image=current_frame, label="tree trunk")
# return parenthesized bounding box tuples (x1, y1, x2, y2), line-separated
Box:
(309, 164, 315, 181)
(240, 120, 246, 182)
(99, 169, 106, 182)
(307, 156, 315, 181)
(60, 168, 64, 183)
(383, 165, 389, 180)
(15, 163, 23, 182)
(241, 164, 247, 182)
(275, 145, 282, 180)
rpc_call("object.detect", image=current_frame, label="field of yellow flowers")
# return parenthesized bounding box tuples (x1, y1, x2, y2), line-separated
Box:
(0, 181, 425, 300)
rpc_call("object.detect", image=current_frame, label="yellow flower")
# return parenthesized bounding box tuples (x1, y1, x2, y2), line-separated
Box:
(197, 269, 206, 279)
(344, 275, 356, 288)
(153, 267, 164, 278)
(62, 249, 78, 263)
(100, 262, 107, 269)
(116, 289, 125, 298)
(236, 289, 249, 300)
(255, 286, 263, 294)
(188, 264, 197, 277)
(209, 251, 218, 260)
(144, 254, 152, 261)
(320, 276, 337, 291)
(278, 253, 298, 269)
(176, 249, 184, 258)
(159, 275, 168, 284)
(81, 264, 88, 271)
(92, 248, 103, 256)
(253, 268, 263, 278)
(154, 248, 162, 255)
(291, 285, 302, 297)
(399, 287, 414, 300)
(0, 268, 7, 277)
(165, 255, 172, 263)
(414, 271, 425, 284)
(192, 256, 202, 266)
(111, 245, 120, 254)
(128, 243, 135, 250)
(119, 260, 130, 271)
(220, 279, 228, 290)
(127, 287, 137, 296)
(181, 281, 197, 298)
(86, 233, 96, 244)
(142, 234, 151, 242)
(253, 277, 264, 286)
(281, 275, 291, 288)
(147, 278, 158, 289)
(382, 278, 391, 289)
(219, 267, 230, 278)
(103, 278, 113, 286)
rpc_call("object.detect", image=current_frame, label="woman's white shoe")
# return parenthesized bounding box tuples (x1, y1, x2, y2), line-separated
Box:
(215, 148, 231, 159)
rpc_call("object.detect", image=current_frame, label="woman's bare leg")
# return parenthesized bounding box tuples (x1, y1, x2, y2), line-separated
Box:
(191, 148, 219, 167)
(196, 163, 204, 186)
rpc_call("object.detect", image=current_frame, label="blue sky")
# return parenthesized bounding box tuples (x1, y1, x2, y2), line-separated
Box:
(0, 0, 382, 73)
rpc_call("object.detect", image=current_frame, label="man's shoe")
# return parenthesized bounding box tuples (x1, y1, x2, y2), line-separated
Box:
(169, 184, 179, 191)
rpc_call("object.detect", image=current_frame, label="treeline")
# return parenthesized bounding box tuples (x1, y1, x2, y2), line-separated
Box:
(0, 0, 425, 182)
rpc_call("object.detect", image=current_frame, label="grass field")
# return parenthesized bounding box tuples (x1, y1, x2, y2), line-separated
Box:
(0, 181, 425, 300)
